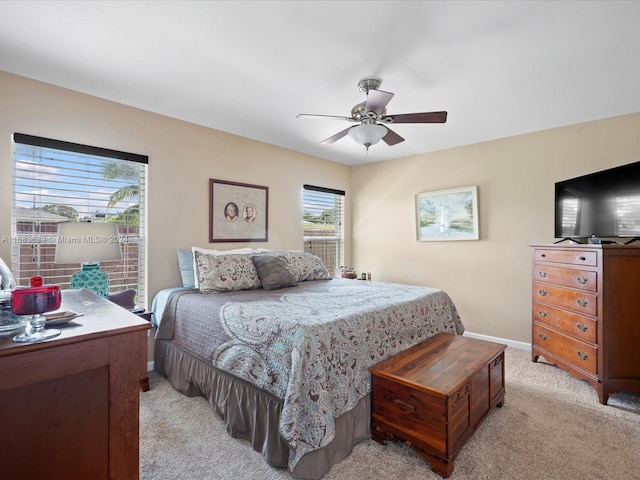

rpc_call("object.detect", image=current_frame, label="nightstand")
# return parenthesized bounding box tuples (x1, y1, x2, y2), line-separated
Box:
(135, 310, 152, 322)
(134, 310, 153, 391)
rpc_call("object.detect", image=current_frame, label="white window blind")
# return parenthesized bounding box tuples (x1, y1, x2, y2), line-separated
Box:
(560, 197, 580, 237)
(303, 184, 345, 275)
(10, 133, 147, 305)
(616, 195, 640, 235)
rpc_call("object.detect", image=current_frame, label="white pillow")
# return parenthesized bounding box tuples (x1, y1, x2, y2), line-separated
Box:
(254, 248, 274, 253)
(191, 246, 256, 288)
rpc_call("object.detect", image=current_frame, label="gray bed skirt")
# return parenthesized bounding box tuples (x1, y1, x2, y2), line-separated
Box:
(154, 339, 371, 479)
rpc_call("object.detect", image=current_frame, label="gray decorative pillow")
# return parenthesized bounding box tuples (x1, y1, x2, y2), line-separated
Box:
(253, 250, 332, 282)
(195, 252, 261, 293)
(108, 288, 136, 309)
(251, 255, 297, 291)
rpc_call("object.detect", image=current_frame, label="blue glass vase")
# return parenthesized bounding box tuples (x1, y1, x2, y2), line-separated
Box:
(71, 263, 110, 298)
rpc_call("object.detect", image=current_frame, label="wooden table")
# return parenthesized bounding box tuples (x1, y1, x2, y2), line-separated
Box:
(370, 333, 506, 478)
(0, 289, 150, 480)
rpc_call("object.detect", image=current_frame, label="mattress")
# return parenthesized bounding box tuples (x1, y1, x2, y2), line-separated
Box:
(153, 278, 464, 478)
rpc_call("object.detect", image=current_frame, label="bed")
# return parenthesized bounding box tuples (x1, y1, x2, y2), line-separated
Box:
(153, 249, 464, 479)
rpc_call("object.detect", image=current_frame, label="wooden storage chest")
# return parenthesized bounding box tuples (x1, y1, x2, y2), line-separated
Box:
(370, 333, 506, 478)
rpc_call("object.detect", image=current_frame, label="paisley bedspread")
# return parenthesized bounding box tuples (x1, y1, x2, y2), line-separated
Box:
(157, 278, 464, 471)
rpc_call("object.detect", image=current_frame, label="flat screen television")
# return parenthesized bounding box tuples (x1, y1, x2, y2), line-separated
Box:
(555, 161, 640, 242)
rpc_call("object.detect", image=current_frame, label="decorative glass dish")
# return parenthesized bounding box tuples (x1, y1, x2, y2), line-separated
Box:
(12, 276, 62, 343)
(44, 311, 83, 326)
(0, 310, 25, 333)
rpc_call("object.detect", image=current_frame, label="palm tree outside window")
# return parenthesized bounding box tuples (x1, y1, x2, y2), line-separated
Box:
(10, 133, 148, 305)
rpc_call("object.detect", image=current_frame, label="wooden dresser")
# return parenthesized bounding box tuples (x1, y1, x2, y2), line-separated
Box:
(531, 244, 640, 404)
(370, 333, 506, 478)
(0, 289, 150, 480)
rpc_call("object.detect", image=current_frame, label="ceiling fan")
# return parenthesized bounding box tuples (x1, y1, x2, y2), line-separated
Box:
(297, 78, 447, 151)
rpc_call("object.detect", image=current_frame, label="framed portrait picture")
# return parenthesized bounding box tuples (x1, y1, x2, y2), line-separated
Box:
(209, 179, 268, 242)
(415, 185, 479, 241)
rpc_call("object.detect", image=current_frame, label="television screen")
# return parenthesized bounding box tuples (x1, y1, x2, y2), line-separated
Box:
(555, 161, 640, 239)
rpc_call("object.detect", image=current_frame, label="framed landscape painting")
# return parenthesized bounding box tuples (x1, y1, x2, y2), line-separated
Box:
(209, 179, 268, 242)
(415, 185, 479, 241)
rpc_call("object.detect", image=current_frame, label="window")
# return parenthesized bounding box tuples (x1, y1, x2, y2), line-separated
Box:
(11, 133, 148, 304)
(616, 195, 640, 235)
(302, 184, 345, 275)
(560, 197, 580, 237)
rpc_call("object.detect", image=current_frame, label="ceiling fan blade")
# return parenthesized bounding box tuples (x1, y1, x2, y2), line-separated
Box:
(386, 111, 448, 124)
(297, 113, 356, 122)
(320, 127, 352, 144)
(382, 127, 405, 146)
(365, 90, 394, 115)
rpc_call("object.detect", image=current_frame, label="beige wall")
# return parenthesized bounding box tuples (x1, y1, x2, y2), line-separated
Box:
(351, 112, 640, 343)
(3, 70, 640, 347)
(0, 71, 351, 305)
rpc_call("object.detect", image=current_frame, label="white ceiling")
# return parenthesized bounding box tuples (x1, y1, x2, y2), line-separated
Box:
(1, 1, 639, 166)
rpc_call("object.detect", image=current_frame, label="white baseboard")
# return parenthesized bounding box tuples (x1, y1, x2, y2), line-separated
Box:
(147, 361, 154, 372)
(463, 331, 531, 351)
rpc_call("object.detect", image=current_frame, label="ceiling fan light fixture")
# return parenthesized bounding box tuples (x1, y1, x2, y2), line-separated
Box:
(348, 123, 388, 150)
(298, 77, 447, 150)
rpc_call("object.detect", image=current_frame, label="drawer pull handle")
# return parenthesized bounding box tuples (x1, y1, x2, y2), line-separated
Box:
(577, 298, 588, 308)
(538, 333, 547, 341)
(579, 256, 586, 261)
(540, 253, 546, 258)
(577, 351, 589, 361)
(576, 276, 588, 285)
(538, 271, 547, 278)
(538, 310, 548, 318)
(576, 323, 588, 332)
(538, 289, 547, 297)
(393, 399, 416, 414)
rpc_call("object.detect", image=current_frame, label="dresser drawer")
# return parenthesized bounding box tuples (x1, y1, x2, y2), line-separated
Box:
(532, 265, 597, 292)
(532, 302, 597, 343)
(533, 249, 597, 266)
(533, 323, 597, 375)
(533, 282, 597, 316)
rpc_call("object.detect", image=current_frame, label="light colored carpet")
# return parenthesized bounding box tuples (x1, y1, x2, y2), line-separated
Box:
(140, 348, 640, 479)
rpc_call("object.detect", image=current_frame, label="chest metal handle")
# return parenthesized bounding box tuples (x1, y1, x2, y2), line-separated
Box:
(577, 351, 589, 361)
(538, 289, 547, 297)
(538, 310, 548, 318)
(538, 332, 547, 341)
(576, 323, 588, 332)
(538, 271, 547, 277)
(577, 298, 588, 308)
(576, 276, 588, 285)
(393, 399, 416, 414)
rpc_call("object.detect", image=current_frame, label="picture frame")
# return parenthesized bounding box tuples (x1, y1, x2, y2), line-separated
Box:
(209, 179, 268, 242)
(415, 185, 479, 241)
